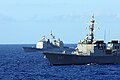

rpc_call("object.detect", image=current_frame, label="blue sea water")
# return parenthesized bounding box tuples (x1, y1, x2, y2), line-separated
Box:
(0, 44, 120, 80)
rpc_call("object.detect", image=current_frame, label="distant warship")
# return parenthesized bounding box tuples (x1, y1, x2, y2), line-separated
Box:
(43, 16, 120, 65)
(23, 31, 75, 53)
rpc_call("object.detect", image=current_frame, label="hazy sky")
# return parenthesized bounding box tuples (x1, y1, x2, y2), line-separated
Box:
(0, 0, 120, 44)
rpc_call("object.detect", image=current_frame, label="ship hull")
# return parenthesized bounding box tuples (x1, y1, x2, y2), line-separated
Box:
(23, 47, 44, 52)
(43, 52, 120, 65)
(23, 47, 75, 53)
(23, 47, 63, 53)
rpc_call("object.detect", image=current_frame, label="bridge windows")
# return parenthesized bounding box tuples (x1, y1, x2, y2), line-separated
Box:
(118, 46, 119, 49)
(114, 46, 120, 49)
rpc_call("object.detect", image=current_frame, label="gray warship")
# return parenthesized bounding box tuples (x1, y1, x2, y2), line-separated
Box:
(43, 16, 120, 65)
(23, 32, 75, 53)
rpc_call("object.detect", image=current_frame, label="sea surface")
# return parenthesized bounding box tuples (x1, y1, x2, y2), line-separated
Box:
(0, 44, 120, 80)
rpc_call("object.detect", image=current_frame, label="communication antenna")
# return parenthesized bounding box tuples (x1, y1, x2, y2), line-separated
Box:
(42, 35, 46, 41)
(94, 27, 100, 32)
(50, 30, 55, 42)
(104, 29, 106, 42)
(108, 28, 111, 41)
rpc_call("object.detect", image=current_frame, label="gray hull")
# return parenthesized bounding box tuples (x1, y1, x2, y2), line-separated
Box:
(23, 47, 75, 53)
(23, 47, 44, 52)
(43, 52, 120, 65)
(23, 47, 64, 53)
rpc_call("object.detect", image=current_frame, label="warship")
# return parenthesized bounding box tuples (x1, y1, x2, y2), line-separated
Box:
(43, 16, 120, 65)
(23, 31, 75, 53)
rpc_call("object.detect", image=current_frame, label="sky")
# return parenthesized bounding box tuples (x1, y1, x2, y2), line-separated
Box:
(0, 0, 120, 44)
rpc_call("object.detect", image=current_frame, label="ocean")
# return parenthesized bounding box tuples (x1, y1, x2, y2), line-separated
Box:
(0, 44, 120, 80)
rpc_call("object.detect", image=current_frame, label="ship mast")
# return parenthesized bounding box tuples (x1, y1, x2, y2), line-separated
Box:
(50, 31, 55, 42)
(89, 15, 95, 43)
(83, 15, 95, 44)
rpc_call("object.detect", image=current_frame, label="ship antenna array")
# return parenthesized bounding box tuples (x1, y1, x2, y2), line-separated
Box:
(104, 29, 106, 43)
(50, 31, 55, 42)
(88, 15, 95, 43)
